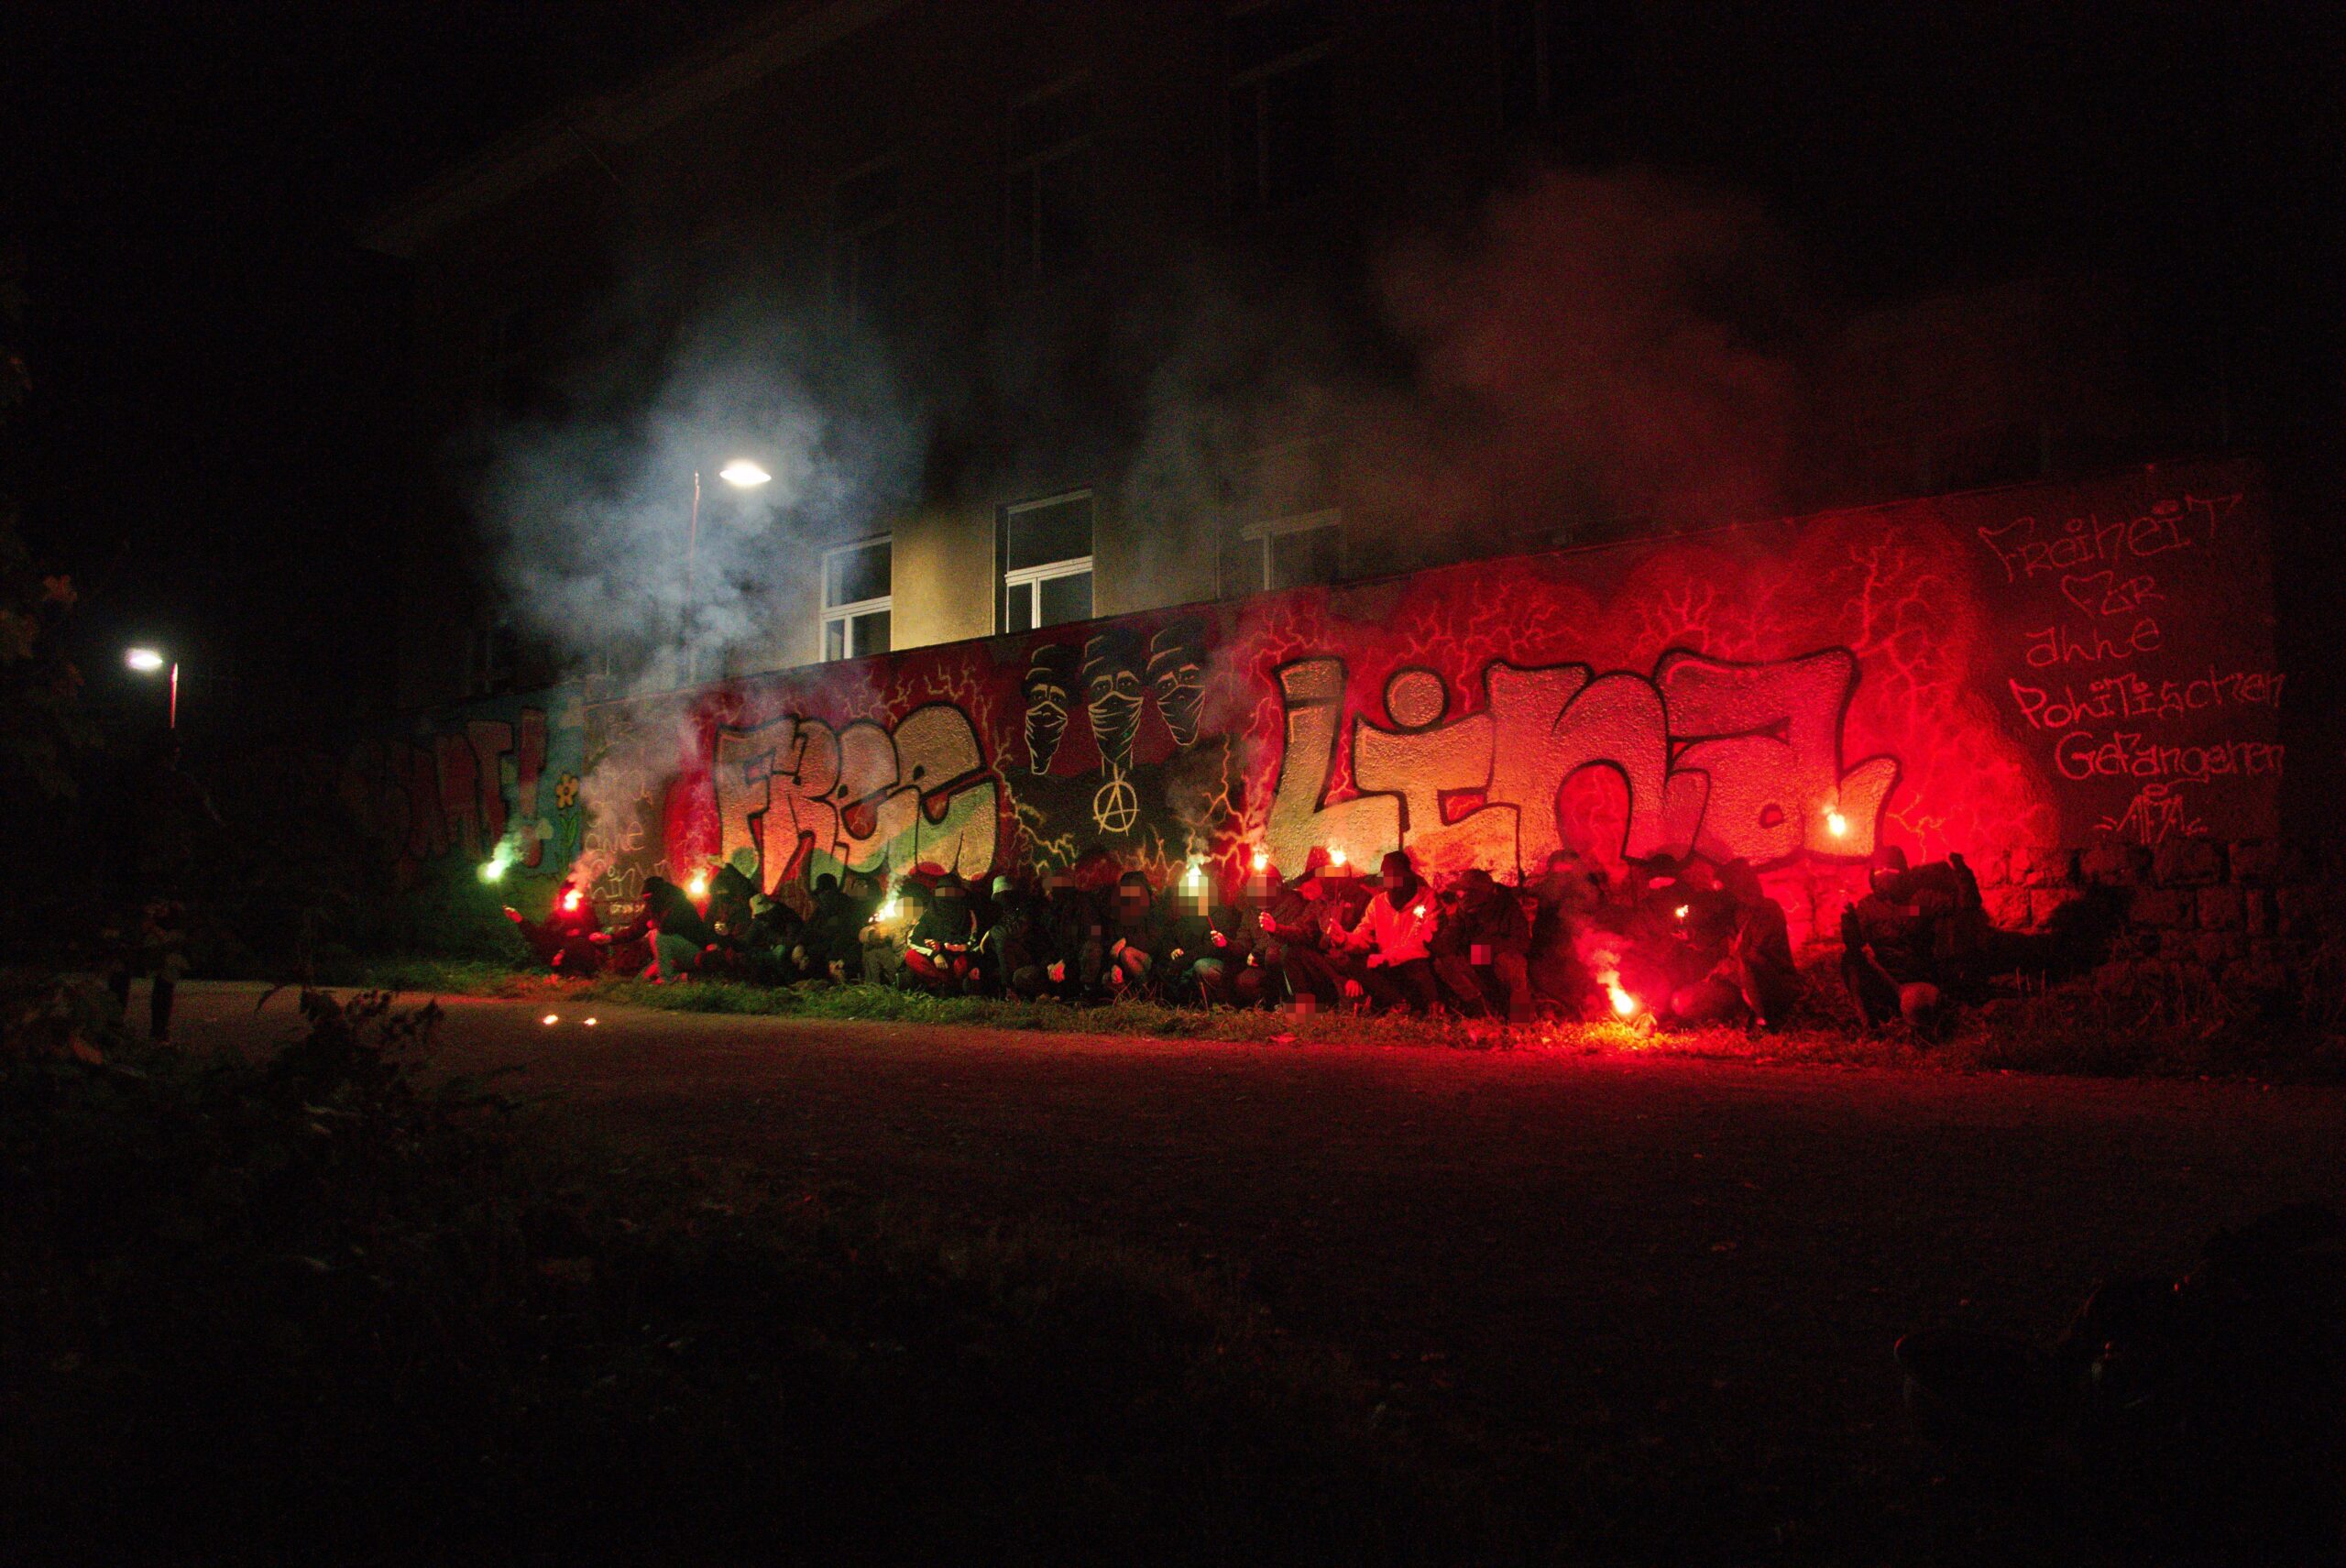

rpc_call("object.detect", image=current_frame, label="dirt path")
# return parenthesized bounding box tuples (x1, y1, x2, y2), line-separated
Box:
(174, 982, 2346, 1544)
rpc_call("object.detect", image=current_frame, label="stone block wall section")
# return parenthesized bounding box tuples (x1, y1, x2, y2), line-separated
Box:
(1971, 836, 2346, 991)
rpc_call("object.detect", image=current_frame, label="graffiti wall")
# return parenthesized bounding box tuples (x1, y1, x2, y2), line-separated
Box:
(350, 460, 2277, 934)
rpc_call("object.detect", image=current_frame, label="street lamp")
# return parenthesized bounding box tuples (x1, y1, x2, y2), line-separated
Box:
(126, 647, 178, 729)
(682, 458, 773, 679)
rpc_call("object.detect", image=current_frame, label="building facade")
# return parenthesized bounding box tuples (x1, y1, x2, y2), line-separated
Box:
(366, 0, 2198, 717)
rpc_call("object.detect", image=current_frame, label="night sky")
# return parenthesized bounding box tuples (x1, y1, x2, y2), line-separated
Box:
(3, 1, 2338, 740)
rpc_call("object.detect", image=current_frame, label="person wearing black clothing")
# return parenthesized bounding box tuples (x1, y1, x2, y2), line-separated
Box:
(983, 881, 1048, 999)
(1526, 849, 1604, 1014)
(1038, 875, 1107, 999)
(903, 875, 981, 994)
(1255, 867, 1345, 1009)
(1103, 870, 1167, 997)
(1431, 868, 1533, 1021)
(603, 875, 711, 982)
(503, 879, 606, 974)
(797, 873, 862, 981)
(1841, 846, 1940, 1028)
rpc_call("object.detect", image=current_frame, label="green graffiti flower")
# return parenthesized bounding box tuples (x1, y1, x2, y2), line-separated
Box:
(554, 773, 579, 809)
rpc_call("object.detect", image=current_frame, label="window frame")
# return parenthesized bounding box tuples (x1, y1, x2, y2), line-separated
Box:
(1003, 71, 1095, 288)
(819, 534, 893, 663)
(466, 612, 519, 697)
(1225, 0, 1340, 211)
(999, 490, 1096, 633)
(1220, 508, 1343, 598)
(829, 156, 904, 327)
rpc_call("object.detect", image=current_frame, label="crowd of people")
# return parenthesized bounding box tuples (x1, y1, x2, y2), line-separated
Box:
(508, 839, 1998, 1034)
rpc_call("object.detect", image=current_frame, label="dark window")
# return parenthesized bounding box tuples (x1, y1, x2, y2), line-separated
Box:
(1005, 75, 1094, 287)
(1218, 512, 1343, 598)
(1227, 1, 1338, 210)
(821, 537, 893, 662)
(466, 615, 518, 696)
(832, 160, 904, 326)
(1494, 0, 1628, 131)
(1000, 492, 1095, 631)
(475, 306, 538, 422)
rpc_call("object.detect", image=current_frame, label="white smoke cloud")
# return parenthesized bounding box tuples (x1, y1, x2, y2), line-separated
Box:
(474, 291, 924, 691)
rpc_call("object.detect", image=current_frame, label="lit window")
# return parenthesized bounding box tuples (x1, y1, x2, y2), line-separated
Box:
(1227, 0, 1338, 210)
(1219, 510, 1343, 598)
(831, 159, 903, 327)
(1000, 492, 1094, 632)
(821, 537, 893, 662)
(1005, 74, 1094, 287)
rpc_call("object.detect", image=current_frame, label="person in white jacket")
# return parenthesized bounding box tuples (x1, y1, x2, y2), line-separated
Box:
(1345, 850, 1443, 1014)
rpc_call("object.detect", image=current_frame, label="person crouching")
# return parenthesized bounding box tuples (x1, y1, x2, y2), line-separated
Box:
(1343, 850, 1442, 1014)
(902, 874, 983, 995)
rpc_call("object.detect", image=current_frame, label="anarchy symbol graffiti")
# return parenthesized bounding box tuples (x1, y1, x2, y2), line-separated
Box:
(1091, 769, 1141, 835)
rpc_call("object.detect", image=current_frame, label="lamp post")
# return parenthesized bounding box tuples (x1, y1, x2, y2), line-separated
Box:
(682, 458, 772, 679)
(126, 647, 178, 729)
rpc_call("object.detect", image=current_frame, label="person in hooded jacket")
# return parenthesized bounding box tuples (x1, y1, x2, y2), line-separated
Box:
(1525, 849, 1604, 1014)
(1036, 872, 1107, 999)
(1343, 850, 1442, 1014)
(503, 879, 606, 975)
(903, 874, 982, 993)
(794, 873, 861, 981)
(861, 877, 928, 988)
(601, 875, 711, 983)
(983, 876, 1048, 999)
(1102, 869, 1168, 997)
(1165, 887, 1260, 1007)
(1254, 855, 1346, 1010)
(1841, 845, 1946, 1029)
(1431, 867, 1533, 1021)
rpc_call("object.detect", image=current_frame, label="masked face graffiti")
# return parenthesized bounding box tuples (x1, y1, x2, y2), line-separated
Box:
(1082, 629, 1146, 776)
(1146, 620, 1207, 748)
(1021, 644, 1082, 775)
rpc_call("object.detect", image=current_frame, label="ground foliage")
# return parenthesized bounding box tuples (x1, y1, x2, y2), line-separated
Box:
(334, 951, 2346, 1082)
(0, 978, 1485, 1565)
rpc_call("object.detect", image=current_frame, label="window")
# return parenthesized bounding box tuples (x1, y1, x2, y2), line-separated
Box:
(831, 159, 903, 327)
(1000, 491, 1094, 632)
(821, 536, 893, 662)
(1493, 0, 1626, 131)
(1218, 510, 1343, 598)
(1227, 1, 1337, 210)
(1005, 74, 1094, 287)
(466, 614, 518, 696)
(474, 305, 537, 422)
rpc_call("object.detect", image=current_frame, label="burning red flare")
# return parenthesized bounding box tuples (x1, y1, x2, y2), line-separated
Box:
(1608, 982, 1638, 1017)
(561, 889, 583, 914)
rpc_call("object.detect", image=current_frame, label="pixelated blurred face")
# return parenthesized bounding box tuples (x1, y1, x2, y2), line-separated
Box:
(1117, 886, 1150, 918)
(1385, 867, 1408, 891)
